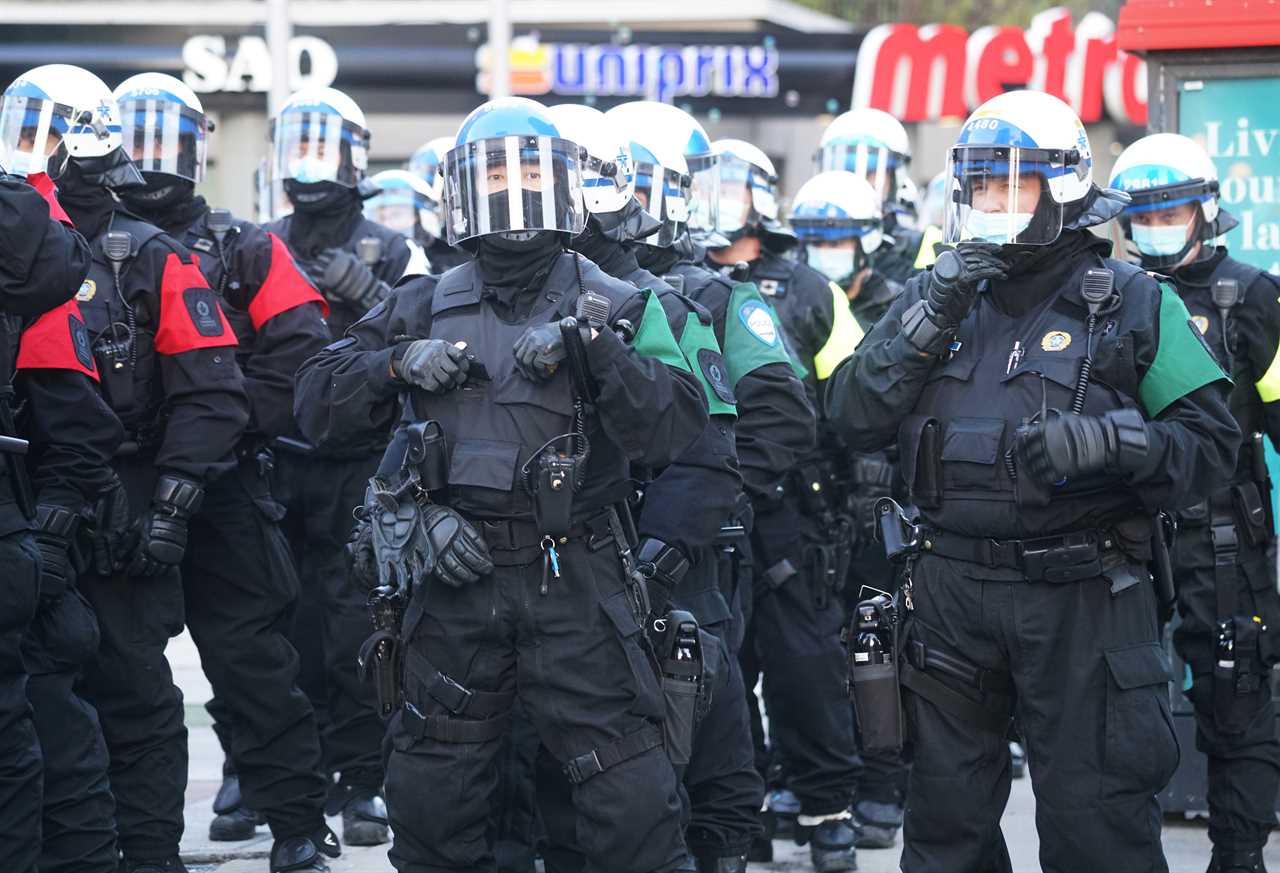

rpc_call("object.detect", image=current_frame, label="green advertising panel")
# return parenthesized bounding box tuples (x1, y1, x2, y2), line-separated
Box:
(1181, 76, 1280, 527)
(1179, 76, 1280, 277)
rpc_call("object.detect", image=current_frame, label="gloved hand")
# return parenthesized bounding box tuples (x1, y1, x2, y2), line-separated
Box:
(394, 339, 469, 393)
(346, 512, 377, 590)
(1015, 408, 1150, 486)
(512, 322, 567, 381)
(421, 504, 493, 588)
(924, 243, 1008, 328)
(308, 247, 387, 310)
(34, 504, 79, 602)
(124, 474, 204, 578)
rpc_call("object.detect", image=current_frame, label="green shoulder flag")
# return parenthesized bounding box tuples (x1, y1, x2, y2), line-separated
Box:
(631, 289, 691, 373)
(677, 311, 737, 418)
(1139, 281, 1231, 417)
(724, 282, 804, 385)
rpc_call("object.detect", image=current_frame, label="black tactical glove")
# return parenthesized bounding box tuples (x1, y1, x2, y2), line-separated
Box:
(512, 322, 567, 381)
(124, 474, 204, 578)
(394, 339, 469, 393)
(1016, 408, 1150, 486)
(309, 247, 388, 310)
(34, 504, 79, 602)
(902, 243, 1008, 354)
(346, 512, 377, 590)
(421, 504, 494, 588)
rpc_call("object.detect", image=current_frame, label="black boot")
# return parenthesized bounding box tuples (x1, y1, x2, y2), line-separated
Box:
(768, 787, 801, 839)
(1208, 848, 1268, 873)
(799, 815, 858, 873)
(271, 825, 342, 872)
(747, 807, 775, 862)
(694, 851, 748, 873)
(327, 781, 389, 847)
(122, 858, 189, 873)
(851, 798, 903, 849)
(209, 771, 264, 841)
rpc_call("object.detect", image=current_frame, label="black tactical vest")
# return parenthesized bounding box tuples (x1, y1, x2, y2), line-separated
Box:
(1175, 254, 1267, 481)
(180, 210, 256, 350)
(77, 213, 168, 436)
(903, 257, 1151, 540)
(412, 253, 645, 521)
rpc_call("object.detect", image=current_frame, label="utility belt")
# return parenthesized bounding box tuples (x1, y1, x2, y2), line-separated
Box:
(917, 528, 1125, 585)
(1177, 480, 1271, 549)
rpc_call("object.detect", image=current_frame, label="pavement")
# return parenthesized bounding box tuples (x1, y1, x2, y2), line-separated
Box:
(167, 629, 1275, 873)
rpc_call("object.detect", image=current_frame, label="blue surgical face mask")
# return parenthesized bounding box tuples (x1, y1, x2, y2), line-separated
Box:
(288, 156, 334, 185)
(806, 245, 856, 284)
(1131, 220, 1193, 257)
(965, 209, 1033, 244)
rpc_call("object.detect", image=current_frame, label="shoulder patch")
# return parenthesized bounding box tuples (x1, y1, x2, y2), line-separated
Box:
(696, 348, 735, 405)
(155, 252, 239, 355)
(16, 300, 99, 381)
(739, 299, 779, 346)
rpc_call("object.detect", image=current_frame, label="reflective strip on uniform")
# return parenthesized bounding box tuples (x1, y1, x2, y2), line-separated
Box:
(1138, 281, 1231, 417)
(813, 281, 865, 381)
(631, 289, 691, 373)
(914, 225, 942, 270)
(1256, 345, 1280, 403)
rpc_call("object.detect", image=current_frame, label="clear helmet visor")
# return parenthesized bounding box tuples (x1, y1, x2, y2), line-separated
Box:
(119, 99, 208, 184)
(942, 147, 1064, 246)
(444, 135, 585, 245)
(0, 94, 71, 176)
(716, 155, 780, 236)
(271, 108, 367, 187)
(634, 161, 690, 249)
(364, 193, 419, 237)
(686, 153, 720, 236)
(817, 143, 896, 202)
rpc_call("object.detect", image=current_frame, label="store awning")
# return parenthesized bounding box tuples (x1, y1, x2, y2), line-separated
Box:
(1117, 0, 1280, 51)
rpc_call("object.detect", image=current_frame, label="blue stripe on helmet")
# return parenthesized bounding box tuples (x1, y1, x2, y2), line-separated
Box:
(3, 80, 52, 100)
(1123, 194, 1210, 214)
(1111, 163, 1194, 193)
(956, 121, 1040, 149)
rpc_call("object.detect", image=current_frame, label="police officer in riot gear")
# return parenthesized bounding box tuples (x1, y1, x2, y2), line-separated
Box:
(538, 102, 811, 873)
(112, 72, 338, 870)
(816, 108, 934, 282)
(789, 170, 910, 848)
(294, 96, 710, 873)
(364, 169, 438, 276)
(265, 86, 413, 847)
(5, 63, 252, 873)
(1112, 133, 1280, 873)
(0, 72, 116, 872)
(702, 135, 864, 872)
(828, 90, 1239, 873)
(406, 136, 473, 273)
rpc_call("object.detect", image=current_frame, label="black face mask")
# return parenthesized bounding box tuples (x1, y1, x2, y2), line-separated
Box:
(284, 179, 354, 214)
(49, 144, 144, 193)
(120, 171, 197, 216)
(571, 219, 636, 278)
(595, 197, 663, 244)
(475, 231, 563, 294)
(485, 190, 551, 234)
(49, 156, 120, 240)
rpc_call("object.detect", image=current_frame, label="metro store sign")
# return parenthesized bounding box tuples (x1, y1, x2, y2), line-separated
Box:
(855, 8, 1148, 126)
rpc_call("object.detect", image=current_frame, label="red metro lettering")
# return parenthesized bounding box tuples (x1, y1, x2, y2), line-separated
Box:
(155, 252, 238, 355)
(854, 9, 1148, 126)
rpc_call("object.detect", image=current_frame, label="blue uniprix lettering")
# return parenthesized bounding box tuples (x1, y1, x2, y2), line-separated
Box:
(543, 41, 779, 103)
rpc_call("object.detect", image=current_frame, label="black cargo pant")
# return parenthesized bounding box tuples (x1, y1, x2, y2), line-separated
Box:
(23, 585, 117, 873)
(1172, 508, 1280, 854)
(78, 458, 188, 862)
(0, 525, 43, 872)
(183, 455, 327, 838)
(383, 536, 687, 873)
(742, 500, 860, 816)
(538, 555, 764, 871)
(901, 552, 1177, 873)
(844, 541, 911, 806)
(274, 448, 385, 790)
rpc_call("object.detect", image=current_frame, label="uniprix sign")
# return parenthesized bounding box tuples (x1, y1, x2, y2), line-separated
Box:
(476, 35, 779, 103)
(854, 8, 1147, 126)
